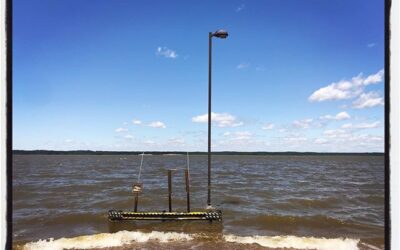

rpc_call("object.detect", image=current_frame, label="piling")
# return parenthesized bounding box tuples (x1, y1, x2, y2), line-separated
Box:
(185, 169, 191, 212)
(168, 170, 172, 212)
(134, 193, 139, 212)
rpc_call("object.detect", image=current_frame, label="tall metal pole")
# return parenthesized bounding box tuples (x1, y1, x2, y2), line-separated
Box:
(207, 32, 212, 206)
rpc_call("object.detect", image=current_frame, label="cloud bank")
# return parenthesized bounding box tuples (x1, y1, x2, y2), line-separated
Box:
(309, 69, 384, 103)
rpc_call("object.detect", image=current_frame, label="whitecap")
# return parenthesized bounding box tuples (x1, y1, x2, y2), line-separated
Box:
(224, 234, 360, 250)
(23, 230, 193, 250)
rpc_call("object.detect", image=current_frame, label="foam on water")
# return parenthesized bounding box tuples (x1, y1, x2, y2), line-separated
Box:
(359, 242, 382, 250)
(23, 230, 193, 250)
(224, 234, 360, 250)
(23, 230, 363, 250)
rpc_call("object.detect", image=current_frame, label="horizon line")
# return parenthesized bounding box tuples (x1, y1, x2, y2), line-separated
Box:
(12, 149, 384, 155)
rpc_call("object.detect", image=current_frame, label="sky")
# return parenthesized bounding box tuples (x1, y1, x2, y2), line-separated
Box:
(13, 0, 385, 152)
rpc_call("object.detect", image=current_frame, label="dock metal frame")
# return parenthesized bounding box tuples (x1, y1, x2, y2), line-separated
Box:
(108, 30, 228, 223)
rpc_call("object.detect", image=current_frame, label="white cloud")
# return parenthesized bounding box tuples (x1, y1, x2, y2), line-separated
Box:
(132, 120, 142, 125)
(314, 138, 328, 144)
(363, 70, 384, 85)
(352, 91, 384, 109)
(223, 132, 231, 136)
(319, 128, 383, 150)
(341, 123, 353, 129)
(364, 135, 383, 142)
(156, 46, 178, 59)
(310, 83, 355, 101)
(192, 112, 243, 127)
(232, 131, 252, 140)
(341, 121, 381, 129)
(262, 123, 274, 130)
(148, 121, 166, 128)
(65, 139, 73, 143)
(115, 127, 128, 133)
(237, 62, 250, 69)
(323, 129, 351, 139)
(335, 111, 351, 120)
(124, 134, 134, 140)
(284, 137, 308, 142)
(355, 121, 381, 129)
(320, 111, 351, 121)
(308, 69, 384, 102)
(236, 4, 245, 12)
(293, 118, 313, 129)
(367, 43, 376, 48)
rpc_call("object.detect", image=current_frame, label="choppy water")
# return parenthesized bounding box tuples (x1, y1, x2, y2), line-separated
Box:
(13, 154, 384, 249)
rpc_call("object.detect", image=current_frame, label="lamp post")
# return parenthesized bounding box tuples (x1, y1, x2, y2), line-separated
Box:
(207, 29, 228, 208)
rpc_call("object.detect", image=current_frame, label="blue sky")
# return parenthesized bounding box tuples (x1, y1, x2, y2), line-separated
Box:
(13, 0, 384, 152)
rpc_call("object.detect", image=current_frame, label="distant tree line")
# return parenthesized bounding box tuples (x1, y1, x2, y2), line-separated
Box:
(12, 150, 384, 156)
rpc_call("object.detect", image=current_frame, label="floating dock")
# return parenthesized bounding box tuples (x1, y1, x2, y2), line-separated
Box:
(108, 210, 222, 222)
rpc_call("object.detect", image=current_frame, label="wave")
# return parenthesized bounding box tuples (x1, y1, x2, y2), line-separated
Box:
(22, 230, 363, 250)
(23, 231, 193, 250)
(224, 234, 359, 250)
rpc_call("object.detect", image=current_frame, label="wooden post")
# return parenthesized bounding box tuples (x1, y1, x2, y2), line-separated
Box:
(168, 170, 172, 212)
(132, 183, 142, 213)
(185, 169, 190, 212)
(134, 192, 139, 212)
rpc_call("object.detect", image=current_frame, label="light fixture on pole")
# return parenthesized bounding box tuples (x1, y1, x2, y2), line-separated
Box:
(207, 29, 228, 208)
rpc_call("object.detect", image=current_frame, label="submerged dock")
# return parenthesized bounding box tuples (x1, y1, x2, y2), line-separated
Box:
(108, 210, 222, 222)
(108, 167, 223, 222)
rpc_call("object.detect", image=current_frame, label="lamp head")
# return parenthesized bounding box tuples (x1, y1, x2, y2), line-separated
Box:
(212, 29, 228, 39)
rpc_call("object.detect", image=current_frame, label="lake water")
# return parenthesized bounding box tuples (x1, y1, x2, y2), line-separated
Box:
(12, 154, 384, 250)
